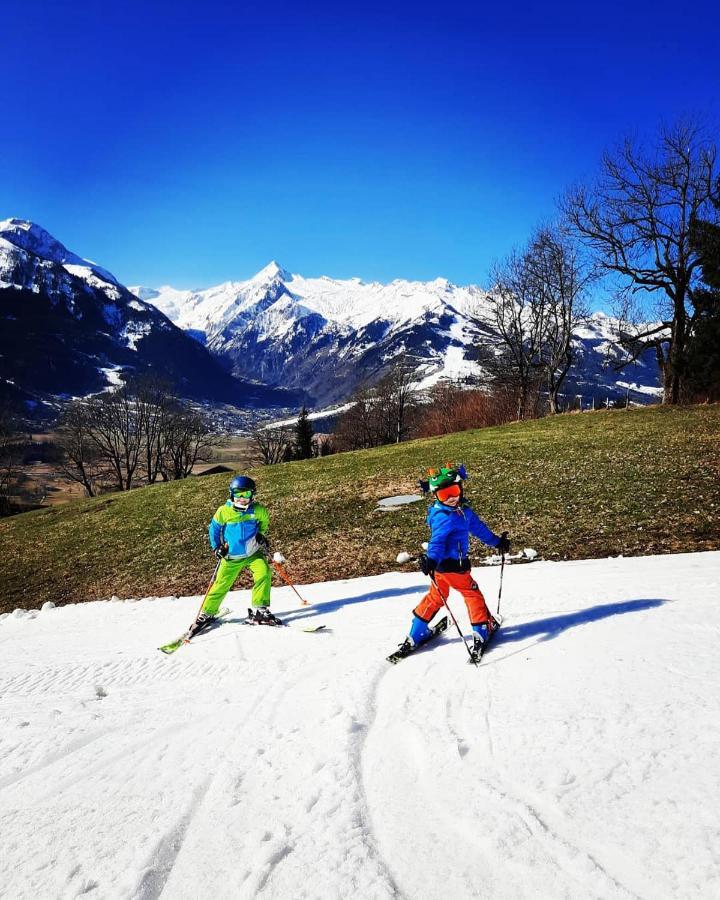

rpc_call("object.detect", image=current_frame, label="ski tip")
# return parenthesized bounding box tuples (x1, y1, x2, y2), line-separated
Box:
(159, 638, 188, 654)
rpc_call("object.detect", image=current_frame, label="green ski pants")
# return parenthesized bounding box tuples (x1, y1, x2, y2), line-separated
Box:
(202, 553, 271, 616)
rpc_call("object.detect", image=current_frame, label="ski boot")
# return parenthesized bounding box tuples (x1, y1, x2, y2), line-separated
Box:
(247, 607, 284, 627)
(408, 614, 432, 646)
(392, 616, 431, 657)
(386, 615, 449, 664)
(187, 612, 216, 639)
(469, 615, 500, 663)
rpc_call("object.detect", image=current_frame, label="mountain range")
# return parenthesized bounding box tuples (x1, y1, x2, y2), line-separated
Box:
(132, 263, 662, 408)
(0, 218, 662, 422)
(0, 219, 297, 419)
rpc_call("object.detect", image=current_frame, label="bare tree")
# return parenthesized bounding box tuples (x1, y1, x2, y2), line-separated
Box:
(415, 380, 465, 436)
(56, 384, 219, 491)
(0, 406, 27, 514)
(251, 425, 292, 465)
(563, 121, 719, 404)
(334, 388, 382, 450)
(315, 434, 335, 456)
(81, 387, 142, 491)
(160, 407, 216, 480)
(484, 248, 548, 418)
(526, 226, 592, 413)
(374, 361, 419, 443)
(334, 363, 421, 451)
(55, 403, 109, 497)
(132, 377, 175, 484)
(416, 380, 515, 437)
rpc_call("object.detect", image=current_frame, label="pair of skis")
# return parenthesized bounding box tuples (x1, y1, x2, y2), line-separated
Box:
(385, 614, 502, 665)
(159, 608, 325, 655)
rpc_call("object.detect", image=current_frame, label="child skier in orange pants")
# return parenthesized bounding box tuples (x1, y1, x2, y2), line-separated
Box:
(405, 465, 510, 656)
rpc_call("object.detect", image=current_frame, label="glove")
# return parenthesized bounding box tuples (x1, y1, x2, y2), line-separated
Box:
(497, 531, 511, 554)
(214, 543, 228, 560)
(418, 553, 436, 577)
(256, 533, 270, 550)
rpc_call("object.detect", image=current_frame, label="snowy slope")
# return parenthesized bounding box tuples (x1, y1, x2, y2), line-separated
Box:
(0, 218, 119, 287)
(134, 265, 663, 406)
(1, 552, 718, 899)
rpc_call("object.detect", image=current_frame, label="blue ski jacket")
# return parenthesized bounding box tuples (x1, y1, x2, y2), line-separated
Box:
(426, 501, 501, 572)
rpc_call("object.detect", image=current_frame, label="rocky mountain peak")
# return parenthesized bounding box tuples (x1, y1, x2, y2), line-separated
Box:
(0, 218, 118, 285)
(252, 260, 291, 283)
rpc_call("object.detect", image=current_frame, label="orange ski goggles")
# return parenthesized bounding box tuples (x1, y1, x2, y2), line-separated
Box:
(435, 484, 461, 502)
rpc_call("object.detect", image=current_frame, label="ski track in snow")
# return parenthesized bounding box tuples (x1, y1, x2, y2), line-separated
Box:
(1, 553, 720, 899)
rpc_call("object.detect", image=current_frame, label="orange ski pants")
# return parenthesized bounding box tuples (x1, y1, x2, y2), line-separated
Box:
(414, 570, 492, 627)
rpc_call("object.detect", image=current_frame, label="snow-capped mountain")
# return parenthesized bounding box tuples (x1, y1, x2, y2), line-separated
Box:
(0, 217, 119, 287)
(134, 263, 662, 406)
(0, 221, 298, 415)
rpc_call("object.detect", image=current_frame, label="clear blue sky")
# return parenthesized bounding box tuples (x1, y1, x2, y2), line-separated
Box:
(4, 0, 719, 290)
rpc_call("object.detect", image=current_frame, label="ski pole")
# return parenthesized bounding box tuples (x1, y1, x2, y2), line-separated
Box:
(191, 556, 223, 625)
(269, 554, 310, 606)
(429, 572, 478, 667)
(497, 550, 505, 616)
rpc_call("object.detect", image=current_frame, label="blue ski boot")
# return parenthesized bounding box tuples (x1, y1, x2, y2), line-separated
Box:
(470, 616, 500, 661)
(408, 614, 432, 647)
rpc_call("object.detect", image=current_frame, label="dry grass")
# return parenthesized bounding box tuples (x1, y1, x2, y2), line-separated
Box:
(1, 404, 718, 613)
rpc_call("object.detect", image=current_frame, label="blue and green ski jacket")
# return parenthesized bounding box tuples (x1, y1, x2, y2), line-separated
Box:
(208, 500, 269, 560)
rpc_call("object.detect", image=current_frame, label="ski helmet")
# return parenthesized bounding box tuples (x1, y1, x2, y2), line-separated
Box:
(229, 475, 256, 508)
(427, 463, 466, 492)
(422, 463, 468, 505)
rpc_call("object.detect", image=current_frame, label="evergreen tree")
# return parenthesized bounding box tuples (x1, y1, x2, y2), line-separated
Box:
(685, 214, 720, 401)
(294, 406, 315, 459)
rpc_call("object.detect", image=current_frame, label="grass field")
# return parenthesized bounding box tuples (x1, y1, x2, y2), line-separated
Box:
(1, 404, 718, 613)
(14, 434, 254, 506)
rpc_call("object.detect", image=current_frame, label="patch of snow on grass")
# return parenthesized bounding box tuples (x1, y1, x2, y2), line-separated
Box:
(377, 494, 424, 508)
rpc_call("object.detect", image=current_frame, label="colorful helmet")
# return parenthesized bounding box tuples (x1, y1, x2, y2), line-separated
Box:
(229, 475, 256, 503)
(427, 463, 467, 492)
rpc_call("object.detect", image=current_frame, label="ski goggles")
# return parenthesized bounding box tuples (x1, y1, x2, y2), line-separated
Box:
(435, 484, 461, 502)
(232, 489, 254, 499)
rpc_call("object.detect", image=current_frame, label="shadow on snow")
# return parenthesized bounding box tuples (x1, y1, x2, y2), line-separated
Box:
(229, 578, 667, 650)
(276, 581, 427, 623)
(443, 598, 667, 654)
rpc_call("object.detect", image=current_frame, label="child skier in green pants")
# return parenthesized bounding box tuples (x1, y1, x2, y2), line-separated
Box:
(192, 475, 281, 634)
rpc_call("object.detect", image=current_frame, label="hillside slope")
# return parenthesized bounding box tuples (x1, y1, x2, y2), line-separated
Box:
(0, 405, 718, 613)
